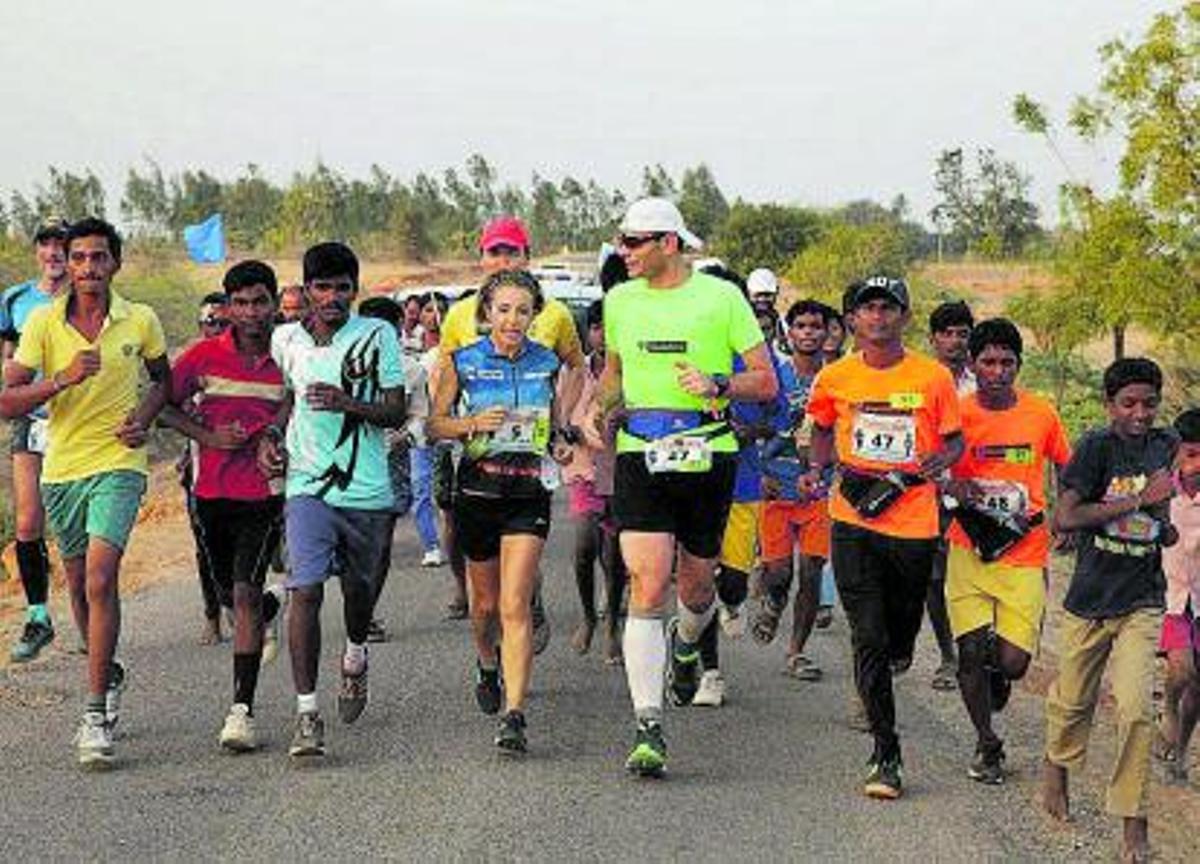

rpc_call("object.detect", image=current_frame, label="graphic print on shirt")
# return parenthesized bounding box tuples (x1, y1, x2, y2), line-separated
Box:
(313, 328, 386, 500)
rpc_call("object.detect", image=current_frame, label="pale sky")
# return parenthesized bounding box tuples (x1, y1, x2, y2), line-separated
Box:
(0, 0, 1174, 229)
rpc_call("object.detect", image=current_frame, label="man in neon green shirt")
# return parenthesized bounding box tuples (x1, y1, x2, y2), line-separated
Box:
(599, 198, 778, 776)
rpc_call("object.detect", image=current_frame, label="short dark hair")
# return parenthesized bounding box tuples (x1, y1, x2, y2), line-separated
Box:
(968, 317, 1022, 360)
(33, 220, 68, 245)
(303, 241, 359, 285)
(841, 281, 861, 315)
(1174, 409, 1200, 444)
(477, 269, 545, 323)
(223, 259, 277, 298)
(1103, 357, 1163, 400)
(698, 263, 747, 296)
(930, 300, 974, 334)
(586, 299, 603, 328)
(785, 299, 831, 327)
(65, 217, 122, 264)
(358, 296, 404, 327)
(599, 252, 629, 293)
(200, 291, 228, 307)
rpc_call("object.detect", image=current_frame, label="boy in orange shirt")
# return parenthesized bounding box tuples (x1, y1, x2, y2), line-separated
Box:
(942, 319, 1071, 784)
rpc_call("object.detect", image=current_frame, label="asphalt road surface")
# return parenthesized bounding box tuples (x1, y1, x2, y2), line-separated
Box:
(0, 502, 1176, 861)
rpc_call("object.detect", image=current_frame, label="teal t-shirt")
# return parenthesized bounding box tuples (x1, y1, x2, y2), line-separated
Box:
(272, 315, 405, 510)
(604, 270, 764, 454)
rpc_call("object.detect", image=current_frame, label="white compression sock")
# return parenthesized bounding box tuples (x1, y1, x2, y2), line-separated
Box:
(297, 692, 318, 714)
(343, 641, 367, 673)
(676, 599, 716, 645)
(623, 614, 666, 723)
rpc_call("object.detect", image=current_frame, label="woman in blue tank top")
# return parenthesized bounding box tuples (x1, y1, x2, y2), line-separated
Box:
(427, 269, 568, 756)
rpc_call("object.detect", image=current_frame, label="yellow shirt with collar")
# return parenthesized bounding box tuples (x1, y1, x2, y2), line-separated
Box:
(14, 291, 167, 483)
(440, 294, 584, 366)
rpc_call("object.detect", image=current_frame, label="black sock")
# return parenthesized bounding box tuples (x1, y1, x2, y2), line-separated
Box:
(16, 538, 50, 607)
(699, 615, 720, 670)
(233, 652, 262, 712)
(262, 591, 280, 624)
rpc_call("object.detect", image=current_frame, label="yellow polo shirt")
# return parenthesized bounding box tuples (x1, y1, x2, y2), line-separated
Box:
(440, 294, 584, 366)
(14, 291, 167, 483)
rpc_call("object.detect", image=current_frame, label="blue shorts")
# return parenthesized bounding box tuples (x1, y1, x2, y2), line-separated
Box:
(284, 496, 394, 590)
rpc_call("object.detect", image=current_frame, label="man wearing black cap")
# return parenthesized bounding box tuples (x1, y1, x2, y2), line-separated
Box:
(1, 221, 69, 661)
(800, 274, 964, 799)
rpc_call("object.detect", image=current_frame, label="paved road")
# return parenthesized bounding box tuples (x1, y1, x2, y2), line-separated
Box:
(0, 503, 1159, 861)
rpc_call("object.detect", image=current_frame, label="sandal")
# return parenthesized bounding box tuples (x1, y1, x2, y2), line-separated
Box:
(445, 598, 469, 620)
(783, 653, 823, 681)
(751, 598, 785, 645)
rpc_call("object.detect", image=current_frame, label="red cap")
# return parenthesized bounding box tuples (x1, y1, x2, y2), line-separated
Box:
(479, 216, 530, 253)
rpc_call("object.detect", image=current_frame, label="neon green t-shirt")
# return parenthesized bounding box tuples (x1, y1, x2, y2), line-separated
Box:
(604, 271, 764, 454)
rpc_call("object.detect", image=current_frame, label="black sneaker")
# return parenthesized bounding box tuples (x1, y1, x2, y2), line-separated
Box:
(475, 661, 502, 715)
(494, 710, 527, 755)
(989, 666, 1012, 712)
(864, 754, 903, 799)
(666, 619, 700, 707)
(968, 743, 1005, 785)
(10, 618, 55, 662)
(365, 619, 389, 643)
(625, 719, 667, 777)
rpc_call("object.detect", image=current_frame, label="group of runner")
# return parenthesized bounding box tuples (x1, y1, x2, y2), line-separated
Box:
(2, 203, 1197, 862)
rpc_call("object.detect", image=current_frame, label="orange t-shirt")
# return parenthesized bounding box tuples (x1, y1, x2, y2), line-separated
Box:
(946, 390, 1072, 567)
(807, 350, 961, 539)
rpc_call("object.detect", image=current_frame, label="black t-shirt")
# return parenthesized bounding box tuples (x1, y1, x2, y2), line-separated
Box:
(1060, 426, 1178, 619)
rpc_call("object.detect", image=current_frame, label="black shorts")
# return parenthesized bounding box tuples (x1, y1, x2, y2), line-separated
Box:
(194, 496, 285, 588)
(454, 492, 551, 562)
(612, 452, 737, 559)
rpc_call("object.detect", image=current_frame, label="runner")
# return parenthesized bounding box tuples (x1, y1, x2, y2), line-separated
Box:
(0, 217, 170, 768)
(427, 269, 567, 754)
(814, 301, 846, 630)
(924, 300, 976, 690)
(439, 216, 586, 653)
(598, 197, 777, 775)
(277, 284, 308, 324)
(258, 241, 406, 760)
(941, 318, 1071, 783)
(1, 221, 69, 661)
(801, 274, 963, 798)
(1042, 358, 1177, 863)
(754, 300, 833, 683)
(162, 260, 288, 751)
(1155, 408, 1200, 785)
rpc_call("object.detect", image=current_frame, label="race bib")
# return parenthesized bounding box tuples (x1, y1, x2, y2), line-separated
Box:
(26, 418, 49, 456)
(974, 479, 1028, 518)
(851, 411, 916, 464)
(486, 409, 551, 455)
(644, 435, 713, 474)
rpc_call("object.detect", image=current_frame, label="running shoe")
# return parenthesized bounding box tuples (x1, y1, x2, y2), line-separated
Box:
(783, 653, 823, 682)
(261, 585, 286, 664)
(219, 703, 258, 752)
(718, 604, 745, 639)
(337, 661, 369, 724)
(475, 660, 502, 715)
(750, 597, 785, 645)
(625, 719, 667, 778)
(666, 619, 700, 706)
(814, 606, 834, 630)
(289, 711, 326, 759)
(968, 744, 1005, 785)
(10, 618, 55, 662)
(106, 660, 126, 730)
(864, 754, 903, 799)
(989, 666, 1012, 712)
(692, 669, 725, 707)
(531, 592, 550, 655)
(366, 618, 389, 643)
(494, 710, 527, 756)
(75, 711, 115, 770)
(421, 548, 445, 567)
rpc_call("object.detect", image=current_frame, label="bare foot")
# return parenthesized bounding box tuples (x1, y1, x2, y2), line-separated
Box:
(571, 620, 596, 655)
(1041, 759, 1070, 822)
(603, 626, 623, 666)
(1119, 817, 1149, 863)
(199, 617, 223, 645)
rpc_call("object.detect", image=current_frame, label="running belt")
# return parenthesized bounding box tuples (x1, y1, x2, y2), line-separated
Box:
(621, 407, 730, 442)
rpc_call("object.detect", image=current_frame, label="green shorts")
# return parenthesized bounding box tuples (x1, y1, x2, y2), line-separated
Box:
(42, 470, 147, 560)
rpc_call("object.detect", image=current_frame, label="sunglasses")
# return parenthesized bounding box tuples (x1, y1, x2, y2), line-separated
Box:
(484, 244, 524, 257)
(199, 317, 229, 329)
(617, 233, 665, 250)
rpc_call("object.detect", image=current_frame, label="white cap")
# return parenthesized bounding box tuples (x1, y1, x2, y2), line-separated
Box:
(619, 197, 704, 250)
(747, 268, 779, 296)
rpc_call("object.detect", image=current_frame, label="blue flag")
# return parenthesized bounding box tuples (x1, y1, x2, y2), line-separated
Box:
(183, 213, 225, 264)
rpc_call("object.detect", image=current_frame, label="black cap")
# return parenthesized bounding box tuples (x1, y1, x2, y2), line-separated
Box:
(851, 275, 909, 311)
(33, 220, 69, 245)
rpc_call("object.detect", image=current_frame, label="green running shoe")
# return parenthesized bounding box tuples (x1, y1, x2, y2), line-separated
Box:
(625, 720, 667, 778)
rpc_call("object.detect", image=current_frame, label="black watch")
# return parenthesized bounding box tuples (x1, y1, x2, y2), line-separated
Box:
(711, 374, 731, 398)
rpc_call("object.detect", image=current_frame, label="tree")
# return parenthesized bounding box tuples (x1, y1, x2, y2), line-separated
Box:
(640, 164, 676, 199)
(710, 202, 821, 275)
(785, 221, 910, 303)
(931, 148, 1041, 258)
(677, 163, 729, 243)
(121, 161, 172, 236)
(222, 164, 284, 250)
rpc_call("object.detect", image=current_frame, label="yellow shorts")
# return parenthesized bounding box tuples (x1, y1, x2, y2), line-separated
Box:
(719, 501, 761, 573)
(946, 543, 1045, 654)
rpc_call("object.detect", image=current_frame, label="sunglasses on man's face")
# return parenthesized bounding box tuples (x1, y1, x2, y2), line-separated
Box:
(617, 233, 665, 250)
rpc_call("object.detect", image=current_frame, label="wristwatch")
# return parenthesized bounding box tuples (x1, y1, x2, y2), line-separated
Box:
(711, 374, 731, 398)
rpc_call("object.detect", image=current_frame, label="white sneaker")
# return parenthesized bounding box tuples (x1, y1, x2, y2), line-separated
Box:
(75, 711, 115, 769)
(219, 703, 258, 752)
(105, 660, 126, 730)
(718, 604, 745, 640)
(261, 584, 287, 665)
(421, 548, 445, 567)
(692, 670, 726, 707)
